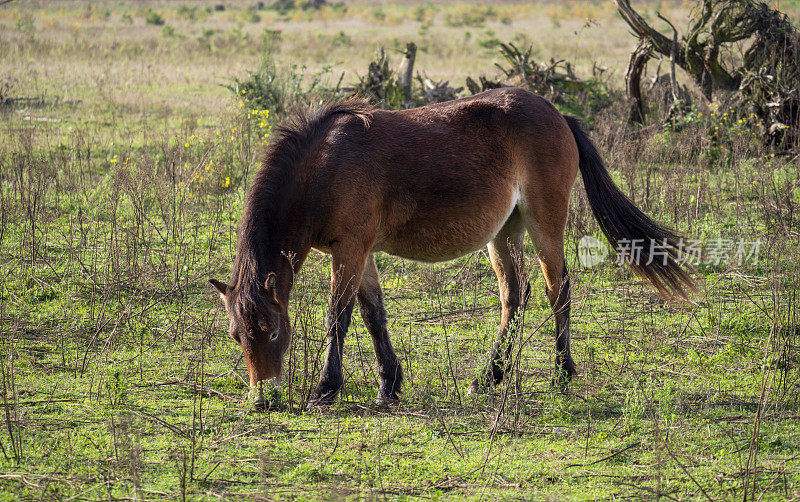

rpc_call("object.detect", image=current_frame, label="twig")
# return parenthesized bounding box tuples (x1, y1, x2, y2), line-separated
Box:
(644, 389, 715, 502)
(614, 480, 682, 501)
(127, 408, 188, 438)
(435, 409, 464, 459)
(566, 441, 641, 468)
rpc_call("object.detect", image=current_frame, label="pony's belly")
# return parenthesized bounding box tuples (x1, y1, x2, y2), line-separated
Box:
(374, 197, 518, 262)
(376, 235, 489, 262)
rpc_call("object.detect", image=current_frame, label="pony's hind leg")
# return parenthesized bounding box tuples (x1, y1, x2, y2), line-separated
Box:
(468, 211, 529, 394)
(357, 254, 403, 405)
(546, 262, 573, 387)
(525, 215, 575, 388)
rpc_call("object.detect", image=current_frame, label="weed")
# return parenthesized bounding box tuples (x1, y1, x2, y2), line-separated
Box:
(162, 25, 182, 39)
(145, 11, 165, 26)
(331, 30, 351, 47)
(227, 52, 337, 114)
(177, 5, 199, 22)
(444, 5, 495, 28)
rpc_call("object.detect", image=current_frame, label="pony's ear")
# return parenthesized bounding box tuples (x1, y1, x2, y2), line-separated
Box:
(264, 272, 277, 300)
(209, 279, 229, 296)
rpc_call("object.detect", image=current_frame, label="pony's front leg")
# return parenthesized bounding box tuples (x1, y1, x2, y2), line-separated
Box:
(308, 249, 368, 408)
(357, 254, 402, 405)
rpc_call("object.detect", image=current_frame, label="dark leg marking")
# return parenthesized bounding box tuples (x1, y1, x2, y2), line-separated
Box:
(551, 265, 574, 388)
(309, 296, 356, 406)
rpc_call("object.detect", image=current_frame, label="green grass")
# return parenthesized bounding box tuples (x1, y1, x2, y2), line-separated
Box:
(1, 1, 799, 500)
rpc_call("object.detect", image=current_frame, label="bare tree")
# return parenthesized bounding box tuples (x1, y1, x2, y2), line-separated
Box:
(616, 0, 800, 146)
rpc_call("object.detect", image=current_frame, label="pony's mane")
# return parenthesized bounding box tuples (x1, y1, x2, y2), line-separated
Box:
(230, 98, 374, 304)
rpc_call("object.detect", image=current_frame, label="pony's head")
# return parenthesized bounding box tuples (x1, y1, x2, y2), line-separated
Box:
(210, 273, 291, 387)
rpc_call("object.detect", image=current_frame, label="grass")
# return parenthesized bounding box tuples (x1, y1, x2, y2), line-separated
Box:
(1, 1, 799, 500)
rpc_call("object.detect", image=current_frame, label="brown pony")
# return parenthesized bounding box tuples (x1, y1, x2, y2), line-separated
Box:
(210, 87, 694, 408)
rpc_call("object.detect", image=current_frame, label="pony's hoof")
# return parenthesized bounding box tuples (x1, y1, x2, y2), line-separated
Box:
(307, 381, 342, 410)
(306, 399, 333, 410)
(551, 368, 575, 392)
(550, 378, 570, 393)
(375, 393, 399, 407)
(306, 392, 337, 410)
(552, 357, 576, 390)
(467, 378, 489, 396)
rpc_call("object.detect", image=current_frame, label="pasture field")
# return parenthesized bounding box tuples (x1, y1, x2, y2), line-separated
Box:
(1, 1, 799, 500)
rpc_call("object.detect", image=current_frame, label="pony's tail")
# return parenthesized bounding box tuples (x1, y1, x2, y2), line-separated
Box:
(564, 115, 696, 301)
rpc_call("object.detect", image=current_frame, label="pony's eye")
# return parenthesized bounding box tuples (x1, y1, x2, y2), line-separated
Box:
(269, 331, 279, 341)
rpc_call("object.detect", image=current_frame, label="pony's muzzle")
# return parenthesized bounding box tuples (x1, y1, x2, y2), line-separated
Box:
(248, 379, 280, 410)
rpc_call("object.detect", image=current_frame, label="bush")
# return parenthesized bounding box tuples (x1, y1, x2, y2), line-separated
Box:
(477, 30, 501, 49)
(197, 28, 216, 50)
(161, 25, 178, 38)
(145, 11, 165, 26)
(177, 5, 198, 21)
(271, 0, 328, 12)
(226, 52, 337, 115)
(331, 30, 351, 47)
(443, 5, 495, 28)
